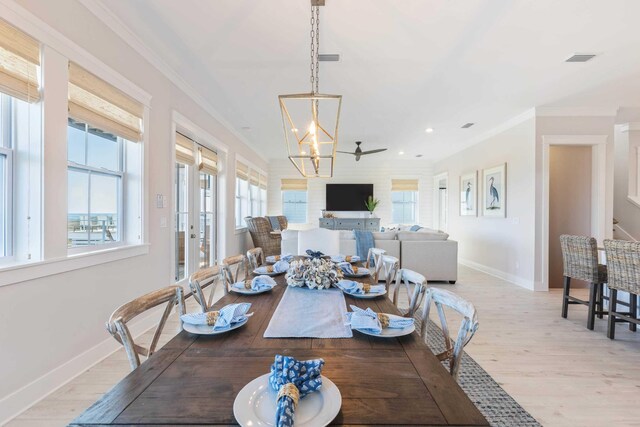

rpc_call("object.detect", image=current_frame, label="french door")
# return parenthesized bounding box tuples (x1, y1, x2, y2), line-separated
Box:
(174, 162, 217, 282)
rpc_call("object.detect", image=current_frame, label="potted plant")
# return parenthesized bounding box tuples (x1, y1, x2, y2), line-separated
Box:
(364, 195, 380, 217)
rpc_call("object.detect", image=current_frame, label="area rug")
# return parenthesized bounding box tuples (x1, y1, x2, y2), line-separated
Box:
(419, 317, 542, 427)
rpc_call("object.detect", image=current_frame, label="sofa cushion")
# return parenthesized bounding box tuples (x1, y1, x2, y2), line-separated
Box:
(372, 231, 397, 241)
(397, 230, 449, 241)
(409, 224, 422, 232)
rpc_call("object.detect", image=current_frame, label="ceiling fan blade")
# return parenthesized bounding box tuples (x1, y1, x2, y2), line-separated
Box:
(337, 151, 356, 155)
(360, 149, 388, 155)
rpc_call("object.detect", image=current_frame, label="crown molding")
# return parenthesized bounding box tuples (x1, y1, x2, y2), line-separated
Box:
(535, 106, 618, 117)
(77, 0, 268, 163)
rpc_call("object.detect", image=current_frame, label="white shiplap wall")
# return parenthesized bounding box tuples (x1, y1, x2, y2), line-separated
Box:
(268, 157, 435, 229)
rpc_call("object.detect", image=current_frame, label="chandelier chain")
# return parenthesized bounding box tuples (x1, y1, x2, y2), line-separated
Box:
(310, 4, 316, 92)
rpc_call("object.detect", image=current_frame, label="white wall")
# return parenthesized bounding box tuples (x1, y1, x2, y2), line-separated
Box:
(267, 157, 434, 229)
(0, 0, 265, 421)
(434, 116, 537, 289)
(613, 125, 640, 240)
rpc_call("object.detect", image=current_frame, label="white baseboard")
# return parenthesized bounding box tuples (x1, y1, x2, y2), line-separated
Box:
(0, 307, 162, 425)
(459, 258, 535, 290)
(613, 224, 638, 242)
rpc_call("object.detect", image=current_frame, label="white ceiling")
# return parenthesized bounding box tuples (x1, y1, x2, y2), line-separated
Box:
(97, 0, 640, 160)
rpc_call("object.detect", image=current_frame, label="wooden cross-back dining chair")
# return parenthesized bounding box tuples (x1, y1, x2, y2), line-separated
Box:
(106, 285, 186, 371)
(222, 254, 248, 293)
(393, 268, 428, 317)
(379, 254, 400, 293)
(419, 287, 479, 381)
(189, 265, 224, 313)
(365, 247, 386, 282)
(246, 247, 265, 270)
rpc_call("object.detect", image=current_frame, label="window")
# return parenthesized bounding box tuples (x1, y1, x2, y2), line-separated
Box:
(282, 191, 307, 224)
(67, 119, 123, 248)
(260, 187, 267, 216)
(392, 191, 418, 224)
(0, 98, 12, 258)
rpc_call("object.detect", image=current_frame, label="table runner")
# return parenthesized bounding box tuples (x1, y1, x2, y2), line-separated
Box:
(263, 286, 353, 338)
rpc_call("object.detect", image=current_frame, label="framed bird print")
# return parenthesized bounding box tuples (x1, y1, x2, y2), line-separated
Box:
(482, 164, 506, 217)
(460, 171, 477, 216)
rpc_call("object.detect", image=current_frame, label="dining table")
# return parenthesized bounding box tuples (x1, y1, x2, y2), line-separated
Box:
(71, 261, 489, 426)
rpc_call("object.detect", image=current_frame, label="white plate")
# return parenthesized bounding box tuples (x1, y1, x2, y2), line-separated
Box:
(231, 285, 276, 295)
(343, 289, 387, 299)
(353, 313, 416, 338)
(253, 269, 285, 276)
(234, 373, 341, 427)
(183, 317, 249, 335)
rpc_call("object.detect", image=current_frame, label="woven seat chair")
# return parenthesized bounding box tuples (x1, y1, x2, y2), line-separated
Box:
(106, 285, 185, 371)
(276, 215, 288, 230)
(188, 265, 224, 313)
(246, 247, 265, 270)
(244, 217, 281, 257)
(559, 235, 608, 330)
(604, 239, 640, 339)
(418, 287, 479, 381)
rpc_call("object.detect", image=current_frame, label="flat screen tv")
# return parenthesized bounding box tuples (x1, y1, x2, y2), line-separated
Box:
(326, 184, 374, 211)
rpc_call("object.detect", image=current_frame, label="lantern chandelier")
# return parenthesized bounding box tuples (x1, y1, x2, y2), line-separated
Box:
(279, 0, 342, 178)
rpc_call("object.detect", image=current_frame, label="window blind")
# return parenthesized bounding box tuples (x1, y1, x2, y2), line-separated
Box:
(175, 132, 195, 165)
(198, 146, 218, 175)
(68, 62, 143, 142)
(281, 178, 307, 191)
(391, 179, 418, 192)
(259, 173, 268, 190)
(249, 170, 260, 186)
(0, 19, 40, 103)
(236, 161, 249, 181)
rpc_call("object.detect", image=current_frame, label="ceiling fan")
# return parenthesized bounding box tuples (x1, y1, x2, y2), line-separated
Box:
(337, 141, 388, 161)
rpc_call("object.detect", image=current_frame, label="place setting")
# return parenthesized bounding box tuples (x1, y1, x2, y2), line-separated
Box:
(329, 254, 360, 264)
(265, 253, 294, 264)
(233, 354, 341, 427)
(336, 261, 371, 278)
(254, 259, 290, 276)
(230, 275, 278, 295)
(181, 302, 253, 336)
(346, 305, 415, 338)
(335, 278, 386, 299)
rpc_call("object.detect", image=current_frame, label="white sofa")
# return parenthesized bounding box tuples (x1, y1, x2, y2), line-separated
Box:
(280, 228, 458, 283)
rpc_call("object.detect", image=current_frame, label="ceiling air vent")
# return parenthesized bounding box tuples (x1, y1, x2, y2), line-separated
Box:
(318, 54, 340, 62)
(565, 54, 596, 63)
(461, 122, 474, 129)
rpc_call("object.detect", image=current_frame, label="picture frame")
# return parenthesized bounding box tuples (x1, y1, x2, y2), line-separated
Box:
(459, 171, 477, 216)
(482, 164, 506, 217)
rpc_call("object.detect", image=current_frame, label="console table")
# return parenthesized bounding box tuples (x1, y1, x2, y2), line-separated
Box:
(319, 217, 380, 231)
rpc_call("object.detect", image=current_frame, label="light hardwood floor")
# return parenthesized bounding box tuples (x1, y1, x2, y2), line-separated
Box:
(6, 265, 640, 427)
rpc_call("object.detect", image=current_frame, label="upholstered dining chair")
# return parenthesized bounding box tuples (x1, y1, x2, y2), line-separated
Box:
(244, 217, 281, 257)
(222, 254, 248, 294)
(419, 287, 479, 381)
(297, 228, 340, 256)
(559, 235, 608, 330)
(246, 247, 265, 270)
(366, 247, 386, 281)
(604, 239, 640, 339)
(188, 265, 224, 313)
(393, 268, 428, 318)
(106, 285, 186, 371)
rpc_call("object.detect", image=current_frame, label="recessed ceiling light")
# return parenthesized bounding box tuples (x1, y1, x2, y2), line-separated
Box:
(398, 151, 404, 155)
(565, 53, 596, 63)
(425, 128, 434, 133)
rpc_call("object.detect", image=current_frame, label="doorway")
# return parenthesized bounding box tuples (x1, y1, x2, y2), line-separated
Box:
(433, 172, 448, 231)
(548, 146, 593, 288)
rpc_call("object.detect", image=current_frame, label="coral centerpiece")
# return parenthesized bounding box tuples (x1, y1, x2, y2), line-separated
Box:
(285, 258, 343, 290)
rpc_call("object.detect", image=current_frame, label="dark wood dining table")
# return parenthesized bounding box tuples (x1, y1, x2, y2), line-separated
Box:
(72, 266, 488, 426)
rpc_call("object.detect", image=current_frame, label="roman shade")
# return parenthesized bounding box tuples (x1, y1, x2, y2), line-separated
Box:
(0, 19, 40, 103)
(391, 179, 418, 192)
(249, 170, 260, 186)
(259, 174, 268, 190)
(68, 62, 144, 142)
(236, 161, 249, 181)
(281, 178, 307, 191)
(175, 132, 195, 165)
(198, 146, 218, 175)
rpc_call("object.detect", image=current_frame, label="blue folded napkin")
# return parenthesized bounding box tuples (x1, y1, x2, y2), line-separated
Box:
(338, 262, 370, 276)
(266, 254, 294, 263)
(330, 254, 360, 263)
(255, 260, 289, 274)
(180, 303, 251, 331)
(306, 249, 324, 258)
(232, 275, 276, 291)
(269, 354, 325, 427)
(336, 279, 385, 295)
(346, 305, 414, 335)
